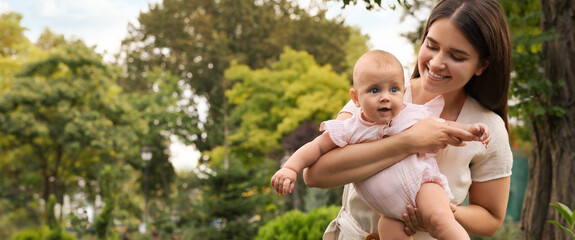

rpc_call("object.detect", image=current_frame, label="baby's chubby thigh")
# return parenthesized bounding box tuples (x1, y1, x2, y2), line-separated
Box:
(353, 155, 424, 220)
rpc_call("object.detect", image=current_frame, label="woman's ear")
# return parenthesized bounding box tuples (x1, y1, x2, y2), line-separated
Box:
(349, 89, 361, 107)
(475, 59, 489, 76)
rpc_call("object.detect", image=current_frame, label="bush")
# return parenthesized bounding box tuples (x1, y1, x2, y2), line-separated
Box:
(11, 225, 77, 240)
(255, 205, 340, 240)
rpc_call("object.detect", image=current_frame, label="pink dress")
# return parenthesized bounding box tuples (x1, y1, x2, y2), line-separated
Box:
(320, 96, 453, 220)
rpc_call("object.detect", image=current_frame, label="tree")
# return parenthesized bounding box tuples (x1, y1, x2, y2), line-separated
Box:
(332, 0, 411, 10)
(520, 0, 575, 239)
(216, 48, 351, 210)
(0, 12, 204, 236)
(126, 68, 198, 201)
(182, 161, 276, 240)
(0, 39, 145, 220)
(121, 0, 362, 155)
(220, 48, 351, 167)
(0, 12, 29, 57)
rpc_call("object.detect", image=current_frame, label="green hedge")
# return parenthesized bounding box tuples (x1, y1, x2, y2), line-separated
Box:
(11, 225, 76, 240)
(255, 205, 340, 240)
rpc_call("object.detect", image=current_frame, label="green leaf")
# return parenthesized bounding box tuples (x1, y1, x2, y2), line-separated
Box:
(551, 203, 575, 227)
(548, 220, 575, 239)
(534, 106, 546, 115)
(516, 44, 525, 54)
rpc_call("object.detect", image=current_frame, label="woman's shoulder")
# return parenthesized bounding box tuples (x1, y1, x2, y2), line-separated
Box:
(462, 96, 513, 182)
(459, 96, 505, 130)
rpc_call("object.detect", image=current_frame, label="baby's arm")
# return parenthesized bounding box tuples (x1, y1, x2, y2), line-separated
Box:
(271, 132, 338, 194)
(445, 121, 491, 148)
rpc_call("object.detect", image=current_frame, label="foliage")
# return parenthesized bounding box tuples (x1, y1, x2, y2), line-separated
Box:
(125, 68, 193, 202)
(0, 13, 181, 237)
(333, 0, 411, 10)
(181, 160, 277, 240)
(46, 195, 59, 229)
(121, 0, 362, 153)
(0, 198, 42, 239)
(255, 205, 340, 240)
(0, 39, 145, 208)
(0, 12, 30, 56)
(500, 0, 563, 121)
(548, 202, 575, 239)
(220, 48, 351, 167)
(94, 198, 114, 239)
(303, 188, 331, 212)
(342, 27, 371, 82)
(509, 124, 532, 156)
(10, 225, 77, 240)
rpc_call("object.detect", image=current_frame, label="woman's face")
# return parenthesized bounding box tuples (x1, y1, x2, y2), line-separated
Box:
(417, 18, 487, 96)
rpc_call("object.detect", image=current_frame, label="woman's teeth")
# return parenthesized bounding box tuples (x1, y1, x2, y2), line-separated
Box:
(429, 69, 446, 79)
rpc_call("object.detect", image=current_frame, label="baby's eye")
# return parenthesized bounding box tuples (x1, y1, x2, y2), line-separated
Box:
(370, 88, 380, 94)
(390, 87, 399, 93)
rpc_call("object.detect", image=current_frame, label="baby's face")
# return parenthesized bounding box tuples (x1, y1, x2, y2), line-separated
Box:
(353, 63, 405, 124)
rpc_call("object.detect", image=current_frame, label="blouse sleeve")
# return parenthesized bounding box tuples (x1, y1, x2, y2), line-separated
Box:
(469, 110, 513, 182)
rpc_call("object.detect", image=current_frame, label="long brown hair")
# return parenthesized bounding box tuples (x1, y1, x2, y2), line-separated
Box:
(411, 0, 511, 130)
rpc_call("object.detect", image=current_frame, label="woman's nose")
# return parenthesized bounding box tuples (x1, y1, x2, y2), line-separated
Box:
(429, 52, 447, 70)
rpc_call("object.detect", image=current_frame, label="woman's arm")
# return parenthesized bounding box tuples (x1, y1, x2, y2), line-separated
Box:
(403, 177, 510, 236)
(303, 117, 477, 188)
(455, 177, 511, 236)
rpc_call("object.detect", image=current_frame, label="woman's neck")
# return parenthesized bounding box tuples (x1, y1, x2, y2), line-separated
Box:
(410, 78, 467, 122)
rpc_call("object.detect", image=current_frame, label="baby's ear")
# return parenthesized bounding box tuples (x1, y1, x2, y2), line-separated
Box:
(349, 88, 361, 107)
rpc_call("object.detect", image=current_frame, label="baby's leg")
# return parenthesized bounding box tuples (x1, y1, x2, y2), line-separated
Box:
(416, 183, 470, 240)
(378, 214, 412, 240)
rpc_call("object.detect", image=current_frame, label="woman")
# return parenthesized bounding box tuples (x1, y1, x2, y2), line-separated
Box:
(303, 0, 513, 239)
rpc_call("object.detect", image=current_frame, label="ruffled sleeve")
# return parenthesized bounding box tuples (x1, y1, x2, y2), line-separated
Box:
(320, 120, 350, 147)
(423, 95, 445, 119)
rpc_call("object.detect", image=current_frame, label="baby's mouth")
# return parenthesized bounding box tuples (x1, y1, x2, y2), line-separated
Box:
(378, 107, 391, 112)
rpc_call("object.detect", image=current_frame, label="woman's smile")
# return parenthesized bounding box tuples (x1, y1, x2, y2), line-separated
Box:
(428, 68, 448, 80)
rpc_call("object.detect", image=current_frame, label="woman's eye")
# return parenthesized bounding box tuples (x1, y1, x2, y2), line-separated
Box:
(426, 43, 438, 50)
(370, 88, 379, 94)
(451, 54, 465, 62)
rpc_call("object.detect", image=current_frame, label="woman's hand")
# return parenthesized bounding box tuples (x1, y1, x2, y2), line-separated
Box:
(403, 118, 476, 155)
(403, 203, 458, 235)
(403, 205, 425, 235)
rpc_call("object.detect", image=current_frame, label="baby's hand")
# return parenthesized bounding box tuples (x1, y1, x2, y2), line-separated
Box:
(271, 168, 297, 195)
(472, 123, 491, 148)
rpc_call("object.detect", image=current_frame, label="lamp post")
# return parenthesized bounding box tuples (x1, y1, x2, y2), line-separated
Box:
(139, 146, 152, 233)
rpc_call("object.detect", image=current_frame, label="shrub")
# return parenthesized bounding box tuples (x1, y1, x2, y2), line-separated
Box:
(11, 225, 76, 240)
(255, 205, 340, 240)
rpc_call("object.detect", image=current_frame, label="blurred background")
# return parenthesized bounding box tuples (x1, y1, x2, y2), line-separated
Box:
(0, 0, 572, 239)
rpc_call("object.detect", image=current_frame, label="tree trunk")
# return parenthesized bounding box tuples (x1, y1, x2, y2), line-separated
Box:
(521, 0, 575, 239)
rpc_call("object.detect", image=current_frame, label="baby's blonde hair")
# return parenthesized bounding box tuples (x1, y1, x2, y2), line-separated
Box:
(352, 50, 404, 88)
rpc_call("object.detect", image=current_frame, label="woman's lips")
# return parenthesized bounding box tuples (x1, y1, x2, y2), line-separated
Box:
(428, 68, 447, 80)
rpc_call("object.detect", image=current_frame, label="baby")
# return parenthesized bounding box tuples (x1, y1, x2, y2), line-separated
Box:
(272, 50, 489, 239)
